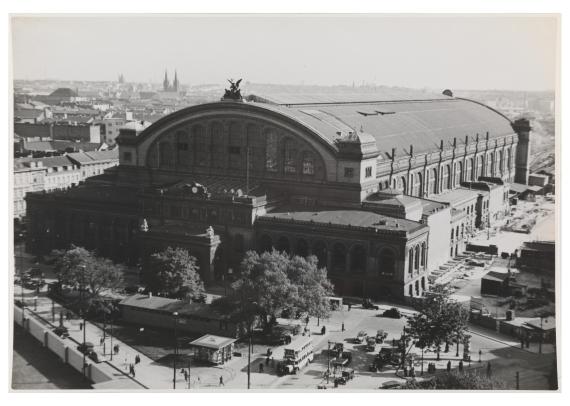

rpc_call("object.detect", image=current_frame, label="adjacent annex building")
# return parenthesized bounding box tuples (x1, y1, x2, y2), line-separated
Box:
(25, 85, 531, 300)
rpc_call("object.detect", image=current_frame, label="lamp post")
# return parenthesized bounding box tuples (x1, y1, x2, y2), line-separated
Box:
(79, 265, 87, 379)
(173, 312, 179, 390)
(247, 301, 258, 390)
(326, 341, 331, 383)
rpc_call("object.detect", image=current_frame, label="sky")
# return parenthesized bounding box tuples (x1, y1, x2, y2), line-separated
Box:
(11, 14, 558, 91)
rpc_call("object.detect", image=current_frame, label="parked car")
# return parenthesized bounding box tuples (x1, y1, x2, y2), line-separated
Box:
(329, 342, 344, 358)
(355, 330, 368, 343)
(331, 351, 352, 367)
(375, 330, 388, 343)
(382, 307, 402, 319)
(380, 380, 401, 389)
(77, 342, 95, 354)
(365, 336, 376, 351)
(376, 347, 400, 366)
(53, 326, 69, 338)
(362, 298, 379, 310)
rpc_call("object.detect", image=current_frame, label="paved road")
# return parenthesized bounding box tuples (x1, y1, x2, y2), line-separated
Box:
(12, 324, 91, 390)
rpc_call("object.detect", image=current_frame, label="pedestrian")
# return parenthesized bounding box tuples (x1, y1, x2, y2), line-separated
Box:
(486, 362, 492, 378)
(135, 354, 140, 365)
(321, 326, 326, 335)
(100, 337, 104, 345)
(114, 344, 119, 355)
(447, 360, 451, 372)
(348, 304, 351, 311)
(266, 348, 271, 357)
(183, 369, 188, 382)
(341, 322, 345, 332)
(458, 360, 464, 373)
(132, 366, 136, 378)
(219, 376, 224, 386)
(259, 363, 264, 373)
(305, 316, 310, 326)
(79, 322, 83, 331)
(124, 357, 128, 371)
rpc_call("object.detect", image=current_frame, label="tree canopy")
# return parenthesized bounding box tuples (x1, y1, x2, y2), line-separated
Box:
(52, 245, 124, 301)
(145, 246, 205, 301)
(399, 371, 506, 390)
(406, 285, 470, 360)
(213, 250, 334, 329)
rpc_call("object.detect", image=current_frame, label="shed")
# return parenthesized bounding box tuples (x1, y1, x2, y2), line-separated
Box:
(189, 334, 237, 365)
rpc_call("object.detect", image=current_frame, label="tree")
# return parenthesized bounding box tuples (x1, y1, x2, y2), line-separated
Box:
(52, 245, 124, 302)
(406, 285, 469, 360)
(399, 371, 507, 390)
(145, 247, 205, 301)
(213, 250, 334, 330)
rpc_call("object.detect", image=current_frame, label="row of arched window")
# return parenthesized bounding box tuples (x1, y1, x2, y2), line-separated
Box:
(407, 242, 427, 274)
(146, 122, 325, 180)
(258, 234, 398, 277)
(379, 148, 514, 197)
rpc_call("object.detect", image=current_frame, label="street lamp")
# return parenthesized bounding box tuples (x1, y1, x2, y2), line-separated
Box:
(172, 311, 179, 390)
(247, 301, 258, 390)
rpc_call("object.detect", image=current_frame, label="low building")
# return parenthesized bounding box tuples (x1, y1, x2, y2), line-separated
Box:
(68, 150, 119, 179)
(189, 335, 237, 365)
(528, 173, 550, 188)
(13, 160, 45, 218)
(14, 122, 102, 144)
(518, 241, 555, 274)
(118, 294, 238, 337)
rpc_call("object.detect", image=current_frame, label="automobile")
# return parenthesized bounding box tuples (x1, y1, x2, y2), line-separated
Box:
(88, 351, 102, 363)
(365, 336, 376, 351)
(77, 342, 95, 354)
(331, 350, 352, 367)
(382, 307, 402, 319)
(376, 347, 400, 366)
(466, 259, 485, 267)
(277, 360, 296, 376)
(329, 342, 344, 358)
(375, 330, 388, 344)
(362, 298, 379, 310)
(354, 330, 368, 343)
(342, 368, 355, 381)
(53, 326, 69, 338)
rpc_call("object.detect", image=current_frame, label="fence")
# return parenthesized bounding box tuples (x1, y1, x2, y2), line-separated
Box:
(13, 306, 113, 384)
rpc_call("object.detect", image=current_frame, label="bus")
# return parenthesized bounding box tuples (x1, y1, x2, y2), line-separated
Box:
(279, 336, 314, 375)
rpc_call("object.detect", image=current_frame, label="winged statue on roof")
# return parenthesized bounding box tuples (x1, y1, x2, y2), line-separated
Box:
(222, 78, 243, 101)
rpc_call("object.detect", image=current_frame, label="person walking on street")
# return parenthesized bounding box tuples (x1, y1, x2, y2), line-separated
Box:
(259, 363, 264, 373)
(135, 354, 141, 365)
(219, 376, 224, 386)
(341, 322, 345, 332)
(458, 360, 464, 373)
(183, 369, 188, 382)
(79, 322, 83, 331)
(321, 325, 326, 335)
(447, 360, 451, 372)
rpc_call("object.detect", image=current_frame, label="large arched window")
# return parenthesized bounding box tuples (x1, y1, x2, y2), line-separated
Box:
(420, 242, 427, 267)
(399, 176, 407, 194)
(265, 129, 278, 172)
(228, 122, 243, 169)
(211, 122, 224, 168)
(176, 130, 191, 168)
(408, 249, 414, 274)
(467, 158, 474, 181)
(283, 138, 297, 174)
(412, 172, 423, 197)
(499, 150, 504, 174)
(302, 151, 315, 175)
(445, 164, 452, 190)
(295, 238, 309, 257)
(159, 142, 174, 168)
(313, 241, 328, 269)
(331, 243, 347, 273)
(350, 244, 367, 273)
(506, 148, 512, 173)
(414, 246, 420, 270)
(276, 236, 290, 254)
(429, 168, 437, 195)
(477, 155, 484, 178)
(457, 161, 463, 186)
(193, 125, 209, 167)
(378, 248, 396, 277)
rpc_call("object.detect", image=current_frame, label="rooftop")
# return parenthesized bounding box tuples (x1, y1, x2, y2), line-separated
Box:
(261, 208, 425, 233)
(430, 187, 480, 205)
(189, 334, 237, 350)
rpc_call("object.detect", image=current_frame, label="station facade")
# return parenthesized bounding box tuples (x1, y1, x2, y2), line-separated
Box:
(26, 88, 530, 300)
